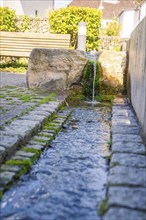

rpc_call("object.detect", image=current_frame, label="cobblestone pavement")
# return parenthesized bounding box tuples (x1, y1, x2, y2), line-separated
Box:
(0, 83, 68, 165)
(0, 72, 26, 87)
(104, 97, 146, 220)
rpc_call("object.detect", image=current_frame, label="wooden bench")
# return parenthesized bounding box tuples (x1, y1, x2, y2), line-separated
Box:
(0, 31, 71, 58)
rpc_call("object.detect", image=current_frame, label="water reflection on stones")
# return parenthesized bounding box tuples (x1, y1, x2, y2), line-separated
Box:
(0, 105, 111, 220)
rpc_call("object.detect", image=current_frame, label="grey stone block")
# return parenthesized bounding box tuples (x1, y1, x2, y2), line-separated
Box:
(108, 166, 146, 187)
(104, 207, 146, 220)
(112, 134, 143, 144)
(28, 140, 46, 146)
(33, 135, 52, 142)
(16, 150, 35, 158)
(19, 114, 47, 123)
(11, 155, 31, 161)
(0, 146, 6, 164)
(11, 119, 41, 130)
(0, 165, 22, 172)
(107, 187, 146, 211)
(112, 118, 138, 127)
(2, 125, 34, 141)
(111, 153, 146, 167)
(112, 126, 140, 135)
(112, 142, 146, 154)
(0, 171, 16, 185)
(29, 110, 50, 117)
(25, 144, 44, 151)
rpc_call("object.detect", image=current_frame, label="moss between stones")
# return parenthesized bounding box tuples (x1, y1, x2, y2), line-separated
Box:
(6, 159, 32, 170)
(0, 190, 3, 200)
(99, 198, 108, 216)
(22, 147, 41, 157)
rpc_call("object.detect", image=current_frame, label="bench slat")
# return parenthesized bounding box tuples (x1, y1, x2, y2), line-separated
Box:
(0, 31, 71, 57)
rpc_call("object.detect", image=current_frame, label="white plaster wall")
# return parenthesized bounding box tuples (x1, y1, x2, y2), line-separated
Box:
(140, 2, 146, 21)
(127, 17, 146, 143)
(1, 0, 54, 16)
(119, 10, 135, 38)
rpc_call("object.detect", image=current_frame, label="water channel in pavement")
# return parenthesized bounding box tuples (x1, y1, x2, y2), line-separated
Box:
(0, 104, 111, 220)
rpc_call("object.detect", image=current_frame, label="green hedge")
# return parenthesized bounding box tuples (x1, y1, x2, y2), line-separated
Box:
(0, 7, 18, 31)
(49, 6, 102, 51)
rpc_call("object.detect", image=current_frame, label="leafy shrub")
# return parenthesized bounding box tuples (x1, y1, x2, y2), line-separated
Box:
(18, 15, 31, 32)
(0, 7, 18, 31)
(48, 6, 102, 51)
(106, 17, 121, 36)
(82, 60, 102, 97)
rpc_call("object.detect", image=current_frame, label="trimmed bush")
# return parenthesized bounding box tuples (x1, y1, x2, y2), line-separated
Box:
(48, 6, 102, 51)
(0, 7, 18, 32)
(106, 17, 121, 36)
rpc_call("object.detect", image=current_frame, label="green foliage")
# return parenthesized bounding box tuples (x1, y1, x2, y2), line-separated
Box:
(48, 6, 102, 51)
(18, 15, 31, 32)
(6, 159, 32, 170)
(0, 7, 18, 32)
(0, 59, 28, 73)
(106, 17, 121, 36)
(82, 61, 102, 97)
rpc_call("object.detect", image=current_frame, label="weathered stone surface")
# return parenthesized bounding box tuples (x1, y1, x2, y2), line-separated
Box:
(107, 187, 146, 211)
(19, 114, 47, 123)
(112, 142, 146, 154)
(11, 119, 41, 130)
(112, 126, 140, 135)
(108, 166, 146, 187)
(0, 171, 16, 185)
(112, 134, 143, 144)
(98, 51, 126, 92)
(16, 151, 36, 158)
(27, 49, 88, 90)
(104, 207, 146, 220)
(112, 118, 138, 127)
(111, 153, 146, 168)
(25, 144, 44, 151)
(0, 165, 22, 172)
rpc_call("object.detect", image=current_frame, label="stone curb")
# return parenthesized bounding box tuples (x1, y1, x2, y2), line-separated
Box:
(0, 108, 72, 198)
(0, 101, 62, 165)
(103, 97, 146, 220)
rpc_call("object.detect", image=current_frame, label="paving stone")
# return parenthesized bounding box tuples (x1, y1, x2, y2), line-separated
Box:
(112, 109, 135, 117)
(19, 114, 47, 123)
(112, 142, 146, 154)
(29, 110, 50, 117)
(33, 135, 52, 142)
(112, 118, 138, 127)
(25, 144, 44, 151)
(104, 207, 146, 220)
(38, 131, 55, 137)
(111, 153, 146, 168)
(112, 126, 140, 135)
(34, 106, 55, 113)
(28, 140, 46, 146)
(2, 125, 34, 141)
(112, 134, 143, 144)
(16, 151, 36, 158)
(0, 103, 35, 126)
(11, 119, 41, 130)
(0, 146, 6, 164)
(11, 155, 32, 161)
(108, 166, 146, 187)
(107, 187, 146, 211)
(0, 165, 22, 172)
(0, 171, 16, 185)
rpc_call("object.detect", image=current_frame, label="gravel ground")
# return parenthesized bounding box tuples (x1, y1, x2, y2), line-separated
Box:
(0, 72, 27, 87)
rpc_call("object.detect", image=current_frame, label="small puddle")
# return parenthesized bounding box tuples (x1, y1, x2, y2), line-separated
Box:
(0, 104, 111, 220)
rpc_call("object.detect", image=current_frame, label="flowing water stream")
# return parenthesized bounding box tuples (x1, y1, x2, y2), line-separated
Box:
(0, 104, 111, 220)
